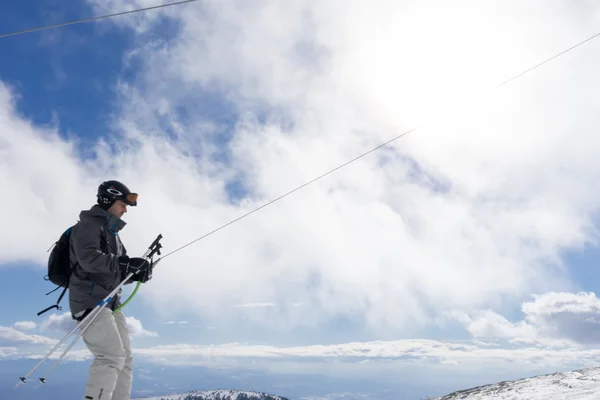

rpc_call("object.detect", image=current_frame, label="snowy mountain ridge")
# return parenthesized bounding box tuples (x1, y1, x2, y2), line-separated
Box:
(134, 389, 289, 400)
(132, 366, 600, 400)
(433, 366, 600, 399)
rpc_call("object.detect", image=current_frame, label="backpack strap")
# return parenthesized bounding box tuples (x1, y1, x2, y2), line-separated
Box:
(100, 224, 109, 253)
(37, 286, 67, 316)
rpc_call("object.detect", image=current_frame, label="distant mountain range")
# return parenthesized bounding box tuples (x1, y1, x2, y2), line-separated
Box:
(134, 389, 289, 400)
(433, 366, 600, 399)
(1, 359, 403, 400)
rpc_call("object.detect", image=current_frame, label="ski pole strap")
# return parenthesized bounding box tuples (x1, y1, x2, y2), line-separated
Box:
(113, 281, 141, 313)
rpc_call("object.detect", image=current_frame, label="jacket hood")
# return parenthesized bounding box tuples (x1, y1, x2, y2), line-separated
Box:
(79, 205, 127, 234)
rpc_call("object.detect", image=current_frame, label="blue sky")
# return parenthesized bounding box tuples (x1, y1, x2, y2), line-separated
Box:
(4, 1, 600, 399)
(0, 0, 162, 338)
(0, 0, 130, 142)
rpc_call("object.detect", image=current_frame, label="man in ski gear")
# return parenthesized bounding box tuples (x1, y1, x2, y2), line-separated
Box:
(69, 180, 153, 400)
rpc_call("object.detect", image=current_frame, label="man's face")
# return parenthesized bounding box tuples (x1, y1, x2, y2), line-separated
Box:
(108, 200, 128, 219)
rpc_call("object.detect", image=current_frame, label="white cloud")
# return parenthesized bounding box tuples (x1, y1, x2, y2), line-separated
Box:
(13, 321, 37, 331)
(4, 0, 600, 342)
(233, 303, 275, 308)
(127, 337, 600, 377)
(39, 312, 157, 338)
(446, 310, 537, 340)
(0, 81, 95, 266)
(126, 316, 159, 338)
(521, 291, 600, 345)
(0, 326, 57, 346)
(6, 339, 598, 396)
(40, 312, 77, 334)
(448, 292, 600, 347)
(0, 347, 18, 357)
(9, 335, 599, 379)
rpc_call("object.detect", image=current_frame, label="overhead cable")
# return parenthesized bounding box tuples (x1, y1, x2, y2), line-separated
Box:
(0, 0, 199, 39)
(160, 30, 600, 260)
(2, 1, 599, 259)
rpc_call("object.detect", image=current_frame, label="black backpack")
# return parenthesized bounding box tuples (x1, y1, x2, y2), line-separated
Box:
(37, 225, 107, 317)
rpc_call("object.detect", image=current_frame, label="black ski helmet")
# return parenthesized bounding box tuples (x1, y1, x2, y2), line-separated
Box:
(97, 180, 138, 208)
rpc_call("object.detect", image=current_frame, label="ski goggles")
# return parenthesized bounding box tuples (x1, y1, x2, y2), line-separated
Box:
(123, 193, 138, 206)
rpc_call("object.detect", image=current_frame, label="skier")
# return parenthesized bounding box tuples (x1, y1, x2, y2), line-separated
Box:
(69, 180, 153, 400)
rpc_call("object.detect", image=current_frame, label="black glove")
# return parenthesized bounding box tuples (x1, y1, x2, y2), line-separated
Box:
(118, 256, 152, 283)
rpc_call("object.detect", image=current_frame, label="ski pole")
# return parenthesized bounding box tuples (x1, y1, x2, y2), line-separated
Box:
(37, 239, 163, 384)
(34, 300, 107, 388)
(38, 267, 156, 384)
(15, 282, 121, 388)
(15, 234, 162, 388)
(15, 301, 102, 388)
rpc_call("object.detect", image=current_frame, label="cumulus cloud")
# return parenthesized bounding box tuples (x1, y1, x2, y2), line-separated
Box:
(13, 321, 37, 331)
(40, 312, 77, 334)
(4, 0, 600, 341)
(0, 326, 57, 346)
(446, 310, 537, 340)
(126, 316, 159, 338)
(76, 0, 600, 334)
(39, 312, 157, 338)
(449, 292, 600, 347)
(521, 292, 600, 345)
(0, 81, 95, 266)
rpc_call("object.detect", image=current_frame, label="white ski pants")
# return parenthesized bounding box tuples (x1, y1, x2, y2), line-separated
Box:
(81, 308, 133, 400)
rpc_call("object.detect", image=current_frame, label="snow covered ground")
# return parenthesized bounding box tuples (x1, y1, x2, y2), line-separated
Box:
(434, 367, 600, 399)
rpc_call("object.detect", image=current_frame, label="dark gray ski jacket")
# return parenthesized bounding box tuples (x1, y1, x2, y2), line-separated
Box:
(68, 205, 130, 318)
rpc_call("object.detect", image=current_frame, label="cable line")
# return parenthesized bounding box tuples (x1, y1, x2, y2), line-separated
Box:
(2, 0, 599, 260)
(494, 31, 600, 89)
(159, 30, 600, 260)
(0, 0, 199, 39)
(161, 125, 421, 259)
